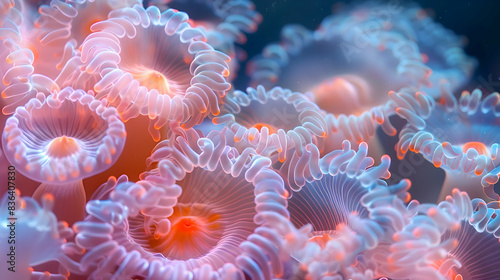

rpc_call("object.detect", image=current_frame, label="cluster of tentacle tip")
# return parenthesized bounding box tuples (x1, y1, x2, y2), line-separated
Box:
(395, 81, 500, 200)
(374, 188, 500, 280)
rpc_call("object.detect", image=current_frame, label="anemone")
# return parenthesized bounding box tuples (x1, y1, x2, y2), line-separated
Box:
(70, 5, 231, 141)
(247, 14, 431, 150)
(73, 128, 298, 279)
(2, 87, 126, 224)
(283, 139, 412, 279)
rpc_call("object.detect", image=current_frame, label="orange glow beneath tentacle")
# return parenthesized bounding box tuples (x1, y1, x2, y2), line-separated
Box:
(85, 18, 104, 33)
(431, 258, 461, 280)
(252, 123, 278, 134)
(309, 233, 333, 250)
(47, 136, 80, 158)
(132, 70, 174, 97)
(461, 141, 489, 156)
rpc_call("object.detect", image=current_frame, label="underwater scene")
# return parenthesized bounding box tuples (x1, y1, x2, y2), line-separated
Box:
(1, 0, 500, 279)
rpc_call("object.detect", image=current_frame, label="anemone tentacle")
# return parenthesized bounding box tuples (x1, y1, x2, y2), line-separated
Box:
(74, 4, 231, 141)
(395, 81, 500, 201)
(73, 128, 299, 279)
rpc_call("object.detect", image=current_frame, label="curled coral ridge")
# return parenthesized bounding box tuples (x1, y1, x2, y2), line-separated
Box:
(73, 128, 298, 279)
(213, 85, 327, 161)
(76, 4, 231, 140)
(395, 81, 500, 201)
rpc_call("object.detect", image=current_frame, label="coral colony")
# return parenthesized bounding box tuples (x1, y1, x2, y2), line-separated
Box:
(0, 0, 499, 279)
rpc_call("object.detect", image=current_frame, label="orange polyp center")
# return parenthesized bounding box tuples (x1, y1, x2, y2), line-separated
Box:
(132, 70, 173, 97)
(310, 75, 370, 116)
(252, 123, 278, 134)
(310, 233, 333, 250)
(150, 204, 223, 260)
(47, 136, 80, 158)
(462, 141, 489, 155)
(174, 217, 200, 236)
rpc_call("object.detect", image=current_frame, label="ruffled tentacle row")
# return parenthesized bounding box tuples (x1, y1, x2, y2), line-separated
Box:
(213, 85, 327, 162)
(77, 4, 230, 141)
(211, 0, 262, 44)
(36, 0, 140, 91)
(73, 174, 182, 279)
(362, 179, 415, 238)
(74, 128, 298, 279)
(148, 0, 262, 45)
(0, 0, 61, 115)
(36, 0, 141, 45)
(344, 179, 417, 279)
(379, 189, 473, 279)
(281, 140, 391, 193)
(247, 24, 313, 89)
(395, 81, 500, 201)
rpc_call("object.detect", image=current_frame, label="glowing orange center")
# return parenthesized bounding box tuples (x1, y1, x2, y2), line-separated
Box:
(310, 75, 370, 116)
(132, 70, 173, 96)
(175, 217, 199, 234)
(47, 136, 80, 158)
(149, 204, 223, 260)
(462, 141, 489, 155)
(252, 123, 278, 134)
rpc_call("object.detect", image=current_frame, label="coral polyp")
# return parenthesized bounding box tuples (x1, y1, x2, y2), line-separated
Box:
(2, 87, 126, 224)
(72, 129, 297, 279)
(76, 4, 231, 139)
(2, 88, 126, 183)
